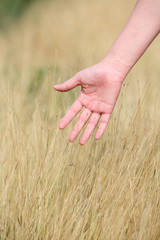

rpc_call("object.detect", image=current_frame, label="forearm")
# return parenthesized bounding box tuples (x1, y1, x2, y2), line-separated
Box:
(102, 0, 160, 77)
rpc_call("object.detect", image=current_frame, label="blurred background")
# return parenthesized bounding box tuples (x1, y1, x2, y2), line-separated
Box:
(0, 1, 160, 239)
(0, 0, 160, 128)
(0, 0, 37, 29)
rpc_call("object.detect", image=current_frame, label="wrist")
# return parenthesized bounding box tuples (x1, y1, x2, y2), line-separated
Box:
(100, 51, 132, 80)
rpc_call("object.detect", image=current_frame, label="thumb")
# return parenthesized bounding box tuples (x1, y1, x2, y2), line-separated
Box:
(54, 74, 80, 92)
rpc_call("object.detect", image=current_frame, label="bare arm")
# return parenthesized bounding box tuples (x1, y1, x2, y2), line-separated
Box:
(54, 0, 160, 145)
(102, 0, 160, 76)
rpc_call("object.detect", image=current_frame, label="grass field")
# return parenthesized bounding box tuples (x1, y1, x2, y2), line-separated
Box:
(0, 0, 160, 239)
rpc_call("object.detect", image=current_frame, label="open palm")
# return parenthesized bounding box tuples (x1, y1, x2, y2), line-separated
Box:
(54, 63, 124, 145)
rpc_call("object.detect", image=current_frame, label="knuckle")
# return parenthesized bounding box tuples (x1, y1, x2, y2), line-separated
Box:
(89, 122, 96, 128)
(78, 117, 85, 124)
(75, 72, 82, 82)
(71, 108, 77, 115)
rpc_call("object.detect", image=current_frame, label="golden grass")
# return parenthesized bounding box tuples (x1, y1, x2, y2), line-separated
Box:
(0, 0, 160, 239)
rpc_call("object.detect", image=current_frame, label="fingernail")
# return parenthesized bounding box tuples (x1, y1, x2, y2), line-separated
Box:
(54, 84, 60, 88)
(95, 135, 98, 140)
(69, 138, 73, 142)
(69, 136, 74, 142)
(59, 123, 63, 129)
(79, 138, 84, 145)
(95, 133, 100, 140)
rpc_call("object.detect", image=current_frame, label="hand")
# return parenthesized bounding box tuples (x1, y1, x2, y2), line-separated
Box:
(54, 62, 125, 145)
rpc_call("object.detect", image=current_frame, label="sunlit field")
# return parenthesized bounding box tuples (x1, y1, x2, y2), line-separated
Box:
(0, 0, 160, 239)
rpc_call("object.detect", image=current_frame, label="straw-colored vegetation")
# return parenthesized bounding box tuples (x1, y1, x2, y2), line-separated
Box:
(0, 0, 160, 239)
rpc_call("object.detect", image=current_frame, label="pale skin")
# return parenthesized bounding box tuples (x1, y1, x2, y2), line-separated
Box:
(54, 0, 160, 145)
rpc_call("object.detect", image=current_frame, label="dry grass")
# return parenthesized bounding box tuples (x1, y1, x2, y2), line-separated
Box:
(0, 0, 160, 239)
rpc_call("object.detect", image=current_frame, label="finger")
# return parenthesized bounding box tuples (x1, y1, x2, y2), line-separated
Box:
(95, 113, 111, 140)
(54, 74, 80, 92)
(59, 99, 82, 129)
(69, 108, 91, 142)
(79, 112, 100, 145)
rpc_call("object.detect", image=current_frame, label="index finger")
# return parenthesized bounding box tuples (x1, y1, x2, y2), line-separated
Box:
(59, 99, 82, 129)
